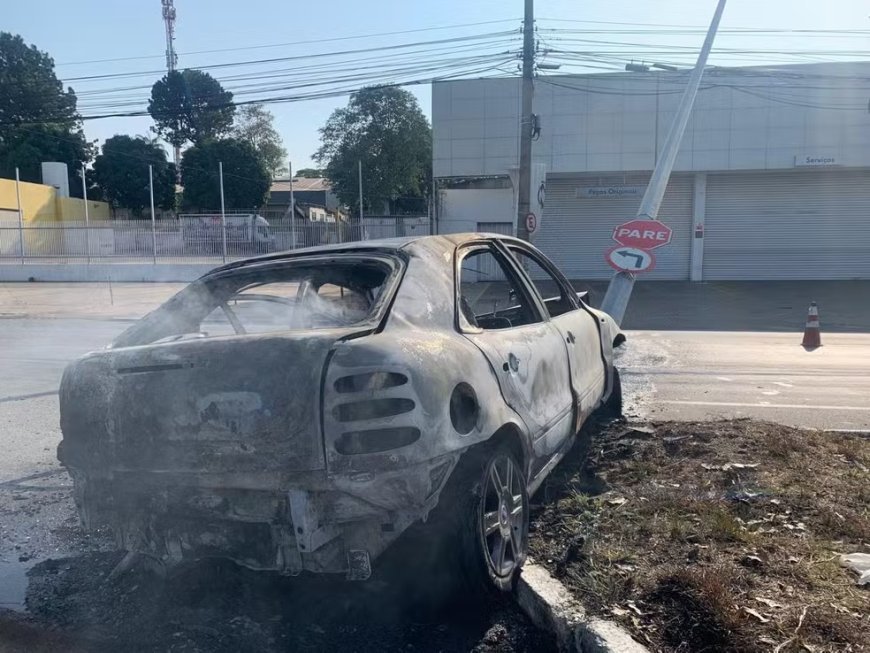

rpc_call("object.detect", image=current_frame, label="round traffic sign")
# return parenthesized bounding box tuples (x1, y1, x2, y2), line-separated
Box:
(605, 245, 656, 273)
(525, 212, 538, 234)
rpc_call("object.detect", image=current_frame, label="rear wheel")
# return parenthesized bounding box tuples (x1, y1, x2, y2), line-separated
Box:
(428, 442, 529, 594)
(473, 448, 529, 591)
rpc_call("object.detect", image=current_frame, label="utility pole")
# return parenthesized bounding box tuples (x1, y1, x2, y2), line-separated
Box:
(161, 0, 181, 182)
(82, 164, 90, 265)
(15, 168, 24, 263)
(600, 0, 727, 324)
(514, 0, 535, 241)
(358, 160, 364, 221)
(219, 161, 227, 263)
(149, 165, 157, 263)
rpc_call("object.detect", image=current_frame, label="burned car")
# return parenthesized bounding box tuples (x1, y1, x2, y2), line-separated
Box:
(58, 234, 623, 591)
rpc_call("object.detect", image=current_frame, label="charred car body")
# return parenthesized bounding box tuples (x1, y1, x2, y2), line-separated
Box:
(59, 234, 623, 589)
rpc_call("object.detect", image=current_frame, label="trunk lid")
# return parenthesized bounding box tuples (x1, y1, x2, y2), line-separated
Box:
(59, 330, 351, 476)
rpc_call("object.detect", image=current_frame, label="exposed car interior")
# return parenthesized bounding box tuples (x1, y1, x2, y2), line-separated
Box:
(113, 259, 393, 347)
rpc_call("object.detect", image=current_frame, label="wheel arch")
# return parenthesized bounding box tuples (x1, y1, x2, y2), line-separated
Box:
(450, 421, 531, 487)
(487, 423, 529, 476)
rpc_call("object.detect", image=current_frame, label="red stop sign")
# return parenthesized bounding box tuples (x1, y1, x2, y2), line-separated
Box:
(612, 219, 673, 250)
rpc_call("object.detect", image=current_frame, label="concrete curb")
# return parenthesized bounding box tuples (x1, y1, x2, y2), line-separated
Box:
(515, 562, 649, 653)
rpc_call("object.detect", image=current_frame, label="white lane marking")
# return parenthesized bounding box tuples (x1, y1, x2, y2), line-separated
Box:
(660, 400, 870, 412)
(773, 381, 794, 388)
(716, 376, 733, 382)
(761, 390, 780, 396)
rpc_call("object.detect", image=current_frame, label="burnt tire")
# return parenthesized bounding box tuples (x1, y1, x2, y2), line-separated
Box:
(600, 366, 623, 419)
(428, 441, 529, 595)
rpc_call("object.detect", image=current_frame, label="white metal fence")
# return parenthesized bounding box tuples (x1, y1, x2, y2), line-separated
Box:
(0, 215, 432, 264)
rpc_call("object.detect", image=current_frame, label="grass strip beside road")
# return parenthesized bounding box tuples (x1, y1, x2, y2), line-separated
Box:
(530, 419, 870, 653)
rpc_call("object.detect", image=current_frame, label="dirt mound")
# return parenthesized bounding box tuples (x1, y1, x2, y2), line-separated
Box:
(530, 419, 870, 652)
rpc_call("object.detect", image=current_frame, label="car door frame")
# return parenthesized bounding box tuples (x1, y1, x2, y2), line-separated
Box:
(493, 238, 611, 428)
(453, 238, 576, 479)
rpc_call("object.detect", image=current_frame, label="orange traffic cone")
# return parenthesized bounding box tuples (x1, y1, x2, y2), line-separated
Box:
(801, 302, 821, 349)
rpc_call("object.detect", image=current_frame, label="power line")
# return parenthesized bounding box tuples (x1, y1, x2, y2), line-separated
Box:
(538, 17, 870, 33)
(74, 53, 517, 113)
(62, 30, 519, 82)
(536, 76, 869, 110)
(73, 54, 521, 112)
(65, 37, 520, 102)
(54, 19, 522, 67)
(4, 55, 519, 126)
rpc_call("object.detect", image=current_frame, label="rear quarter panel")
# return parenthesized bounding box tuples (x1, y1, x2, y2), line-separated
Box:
(324, 330, 526, 476)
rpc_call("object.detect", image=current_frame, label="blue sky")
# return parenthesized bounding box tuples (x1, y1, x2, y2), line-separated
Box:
(4, 0, 866, 168)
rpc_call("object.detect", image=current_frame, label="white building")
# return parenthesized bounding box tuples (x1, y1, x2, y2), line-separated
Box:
(432, 62, 870, 280)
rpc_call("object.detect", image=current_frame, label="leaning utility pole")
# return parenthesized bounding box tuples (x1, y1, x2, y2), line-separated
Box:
(162, 0, 181, 182)
(514, 0, 535, 241)
(600, 0, 727, 324)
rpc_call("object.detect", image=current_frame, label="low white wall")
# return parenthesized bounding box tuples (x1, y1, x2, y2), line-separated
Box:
(0, 264, 216, 282)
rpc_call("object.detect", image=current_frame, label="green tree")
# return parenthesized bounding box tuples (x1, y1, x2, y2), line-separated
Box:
(0, 32, 92, 194)
(180, 138, 270, 210)
(314, 86, 431, 214)
(295, 167, 324, 178)
(148, 69, 235, 148)
(91, 135, 175, 217)
(231, 103, 287, 177)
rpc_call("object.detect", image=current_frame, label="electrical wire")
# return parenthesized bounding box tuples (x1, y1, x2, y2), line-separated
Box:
(62, 30, 520, 83)
(54, 18, 522, 67)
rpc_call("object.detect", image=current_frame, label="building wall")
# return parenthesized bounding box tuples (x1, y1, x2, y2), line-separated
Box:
(433, 62, 870, 178)
(0, 178, 110, 223)
(438, 187, 515, 234)
(57, 197, 110, 221)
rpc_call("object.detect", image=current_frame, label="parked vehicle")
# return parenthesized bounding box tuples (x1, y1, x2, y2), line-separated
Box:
(58, 233, 624, 591)
(179, 214, 275, 254)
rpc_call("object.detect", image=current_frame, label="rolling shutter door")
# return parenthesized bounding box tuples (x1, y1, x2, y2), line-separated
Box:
(536, 173, 693, 280)
(704, 170, 870, 280)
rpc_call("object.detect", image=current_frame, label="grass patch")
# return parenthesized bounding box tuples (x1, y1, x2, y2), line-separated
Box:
(529, 419, 870, 652)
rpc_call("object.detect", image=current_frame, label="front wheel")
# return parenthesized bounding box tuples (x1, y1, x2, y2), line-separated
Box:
(599, 366, 623, 419)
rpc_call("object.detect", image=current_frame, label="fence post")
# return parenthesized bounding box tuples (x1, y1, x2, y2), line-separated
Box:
(219, 161, 227, 263)
(82, 164, 90, 264)
(149, 165, 157, 263)
(289, 161, 296, 250)
(15, 168, 24, 263)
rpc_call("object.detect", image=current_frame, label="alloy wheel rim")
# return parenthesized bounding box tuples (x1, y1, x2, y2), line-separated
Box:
(480, 454, 525, 578)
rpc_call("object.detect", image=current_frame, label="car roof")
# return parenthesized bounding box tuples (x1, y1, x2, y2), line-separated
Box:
(211, 232, 525, 273)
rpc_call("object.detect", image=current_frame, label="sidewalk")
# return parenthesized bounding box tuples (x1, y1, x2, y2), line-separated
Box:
(1, 280, 869, 332)
(0, 282, 184, 320)
(575, 280, 870, 333)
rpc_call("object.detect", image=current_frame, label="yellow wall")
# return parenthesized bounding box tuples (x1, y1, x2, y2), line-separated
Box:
(57, 197, 110, 221)
(0, 177, 110, 223)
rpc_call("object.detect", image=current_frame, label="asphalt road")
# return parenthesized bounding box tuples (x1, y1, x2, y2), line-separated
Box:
(619, 330, 870, 431)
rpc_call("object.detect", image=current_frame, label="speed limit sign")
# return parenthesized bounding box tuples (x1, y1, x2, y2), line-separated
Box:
(525, 212, 538, 234)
